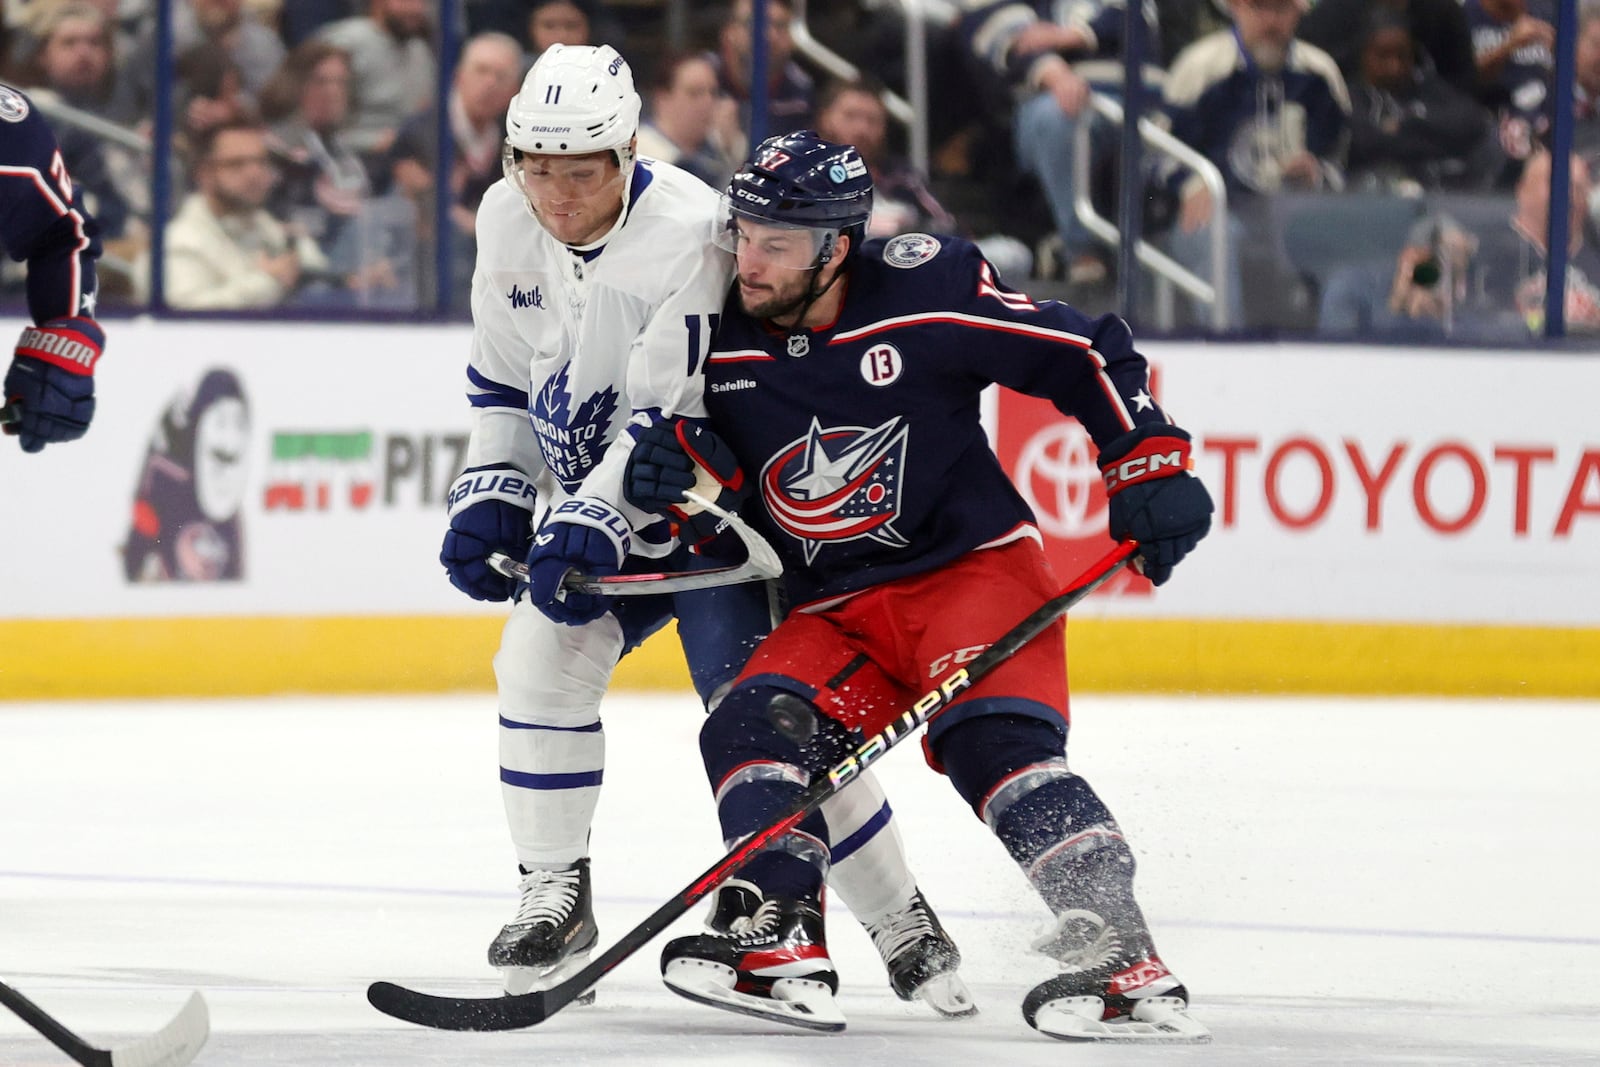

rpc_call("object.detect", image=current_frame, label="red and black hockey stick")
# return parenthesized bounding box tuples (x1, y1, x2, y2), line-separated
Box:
(366, 540, 1139, 1031)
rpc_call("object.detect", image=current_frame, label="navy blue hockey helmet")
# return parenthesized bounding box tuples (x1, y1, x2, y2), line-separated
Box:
(721, 131, 874, 266)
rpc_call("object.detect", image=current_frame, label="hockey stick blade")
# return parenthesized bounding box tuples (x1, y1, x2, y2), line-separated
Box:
(488, 491, 782, 596)
(0, 980, 209, 1067)
(366, 541, 1137, 1032)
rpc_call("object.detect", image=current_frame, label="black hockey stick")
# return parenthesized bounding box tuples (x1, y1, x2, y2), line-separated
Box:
(366, 539, 1138, 1032)
(1, 402, 18, 427)
(487, 491, 784, 596)
(0, 979, 209, 1067)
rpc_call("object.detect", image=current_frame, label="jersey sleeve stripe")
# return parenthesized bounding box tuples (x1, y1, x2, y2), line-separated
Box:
(0, 164, 90, 315)
(465, 364, 530, 409)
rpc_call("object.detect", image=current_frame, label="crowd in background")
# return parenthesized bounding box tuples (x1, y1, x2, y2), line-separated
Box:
(0, 0, 1595, 342)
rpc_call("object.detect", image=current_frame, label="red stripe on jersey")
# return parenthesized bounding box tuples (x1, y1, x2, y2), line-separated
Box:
(708, 350, 776, 363)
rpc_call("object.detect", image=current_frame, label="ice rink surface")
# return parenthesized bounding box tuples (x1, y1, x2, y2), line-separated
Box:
(3, 690, 1598, 1066)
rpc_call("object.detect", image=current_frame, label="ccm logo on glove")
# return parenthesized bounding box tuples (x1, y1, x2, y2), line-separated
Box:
(1101, 438, 1192, 492)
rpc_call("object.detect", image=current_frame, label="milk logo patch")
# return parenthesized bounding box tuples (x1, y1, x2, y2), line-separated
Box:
(530, 363, 619, 490)
(883, 233, 940, 268)
(761, 416, 910, 563)
(0, 86, 29, 122)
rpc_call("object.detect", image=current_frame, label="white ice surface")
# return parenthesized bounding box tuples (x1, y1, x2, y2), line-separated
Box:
(2, 692, 1598, 1065)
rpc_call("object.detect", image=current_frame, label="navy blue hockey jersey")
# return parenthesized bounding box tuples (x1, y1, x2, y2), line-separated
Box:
(0, 83, 101, 324)
(704, 233, 1173, 608)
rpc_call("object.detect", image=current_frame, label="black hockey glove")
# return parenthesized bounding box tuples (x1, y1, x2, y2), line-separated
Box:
(1099, 424, 1213, 586)
(4, 317, 103, 452)
(624, 418, 748, 543)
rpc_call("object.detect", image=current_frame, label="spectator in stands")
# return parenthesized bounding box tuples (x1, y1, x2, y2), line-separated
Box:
(1344, 11, 1496, 194)
(1159, 0, 1350, 329)
(962, 0, 1158, 288)
(128, 0, 286, 113)
(389, 31, 521, 314)
(1317, 211, 1497, 339)
(259, 39, 410, 307)
(1296, 0, 1479, 99)
(707, 0, 812, 148)
(317, 0, 435, 160)
(164, 119, 329, 308)
(13, 2, 138, 243)
(527, 0, 592, 60)
(637, 50, 741, 189)
(1481, 147, 1600, 334)
(17, 2, 128, 120)
(812, 75, 1034, 280)
(1463, 0, 1555, 182)
(814, 76, 954, 238)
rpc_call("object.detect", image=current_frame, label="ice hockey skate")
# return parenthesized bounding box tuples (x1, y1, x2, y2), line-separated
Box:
(486, 859, 598, 1001)
(662, 888, 844, 1032)
(1022, 908, 1209, 1042)
(862, 888, 976, 1017)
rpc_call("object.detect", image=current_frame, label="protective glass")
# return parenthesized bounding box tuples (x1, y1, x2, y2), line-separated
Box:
(715, 196, 833, 271)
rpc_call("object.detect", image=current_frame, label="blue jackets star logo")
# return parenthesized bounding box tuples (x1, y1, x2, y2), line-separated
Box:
(762, 416, 910, 563)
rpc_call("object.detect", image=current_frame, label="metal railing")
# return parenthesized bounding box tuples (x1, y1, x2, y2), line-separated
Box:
(1073, 92, 1231, 331)
(789, 0, 930, 175)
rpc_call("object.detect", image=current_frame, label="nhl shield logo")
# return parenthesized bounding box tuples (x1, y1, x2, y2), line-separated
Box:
(761, 416, 910, 563)
(787, 333, 810, 358)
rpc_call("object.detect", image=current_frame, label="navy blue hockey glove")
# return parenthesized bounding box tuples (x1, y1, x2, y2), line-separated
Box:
(1099, 424, 1213, 586)
(624, 419, 748, 543)
(440, 466, 539, 601)
(525, 496, 632, 626)
(3, 317, 104, 452)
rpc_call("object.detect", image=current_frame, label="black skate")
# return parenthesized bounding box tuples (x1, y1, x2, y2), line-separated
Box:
(863, 889, 976, 1017)
(1022, 908, 1208, 1042)
(662, 891, 844, 1032)
(486, 859, 598, 1001)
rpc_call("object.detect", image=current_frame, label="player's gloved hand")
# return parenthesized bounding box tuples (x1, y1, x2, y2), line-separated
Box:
(624, 418, 747, 543)
(1099, 424, 1213, 586)
(3, 317, 104, 453)
(440, 465, 539, 601)
(524, 496, 632, 626)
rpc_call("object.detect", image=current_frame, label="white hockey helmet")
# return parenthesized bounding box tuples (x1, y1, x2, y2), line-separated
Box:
(504, 43, 641, 174)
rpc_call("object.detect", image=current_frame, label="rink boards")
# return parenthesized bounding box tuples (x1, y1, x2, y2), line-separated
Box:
(1, 319, 1595, 699)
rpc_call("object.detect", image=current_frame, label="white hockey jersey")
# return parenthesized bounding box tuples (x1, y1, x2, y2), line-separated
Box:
(463, 159, 734, 557)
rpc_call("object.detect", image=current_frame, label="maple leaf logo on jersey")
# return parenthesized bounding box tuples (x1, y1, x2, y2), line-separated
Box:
(530, 363, 619, 490)
(762, 416, 910, 563)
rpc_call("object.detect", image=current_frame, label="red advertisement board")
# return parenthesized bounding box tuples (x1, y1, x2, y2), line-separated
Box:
(993, 389, 1151, 599)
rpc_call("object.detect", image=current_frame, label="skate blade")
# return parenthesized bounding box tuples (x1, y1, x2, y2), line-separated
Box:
(912, 972, 978, 1018)
(1032, 995, 1210, 1043)
(501, 950, 596, 1005)
(663, 959, 846, 1033)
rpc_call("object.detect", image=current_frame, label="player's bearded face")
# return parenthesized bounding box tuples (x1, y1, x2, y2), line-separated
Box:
(515, 151, 627, 245)
(729, 219, 830, 320)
